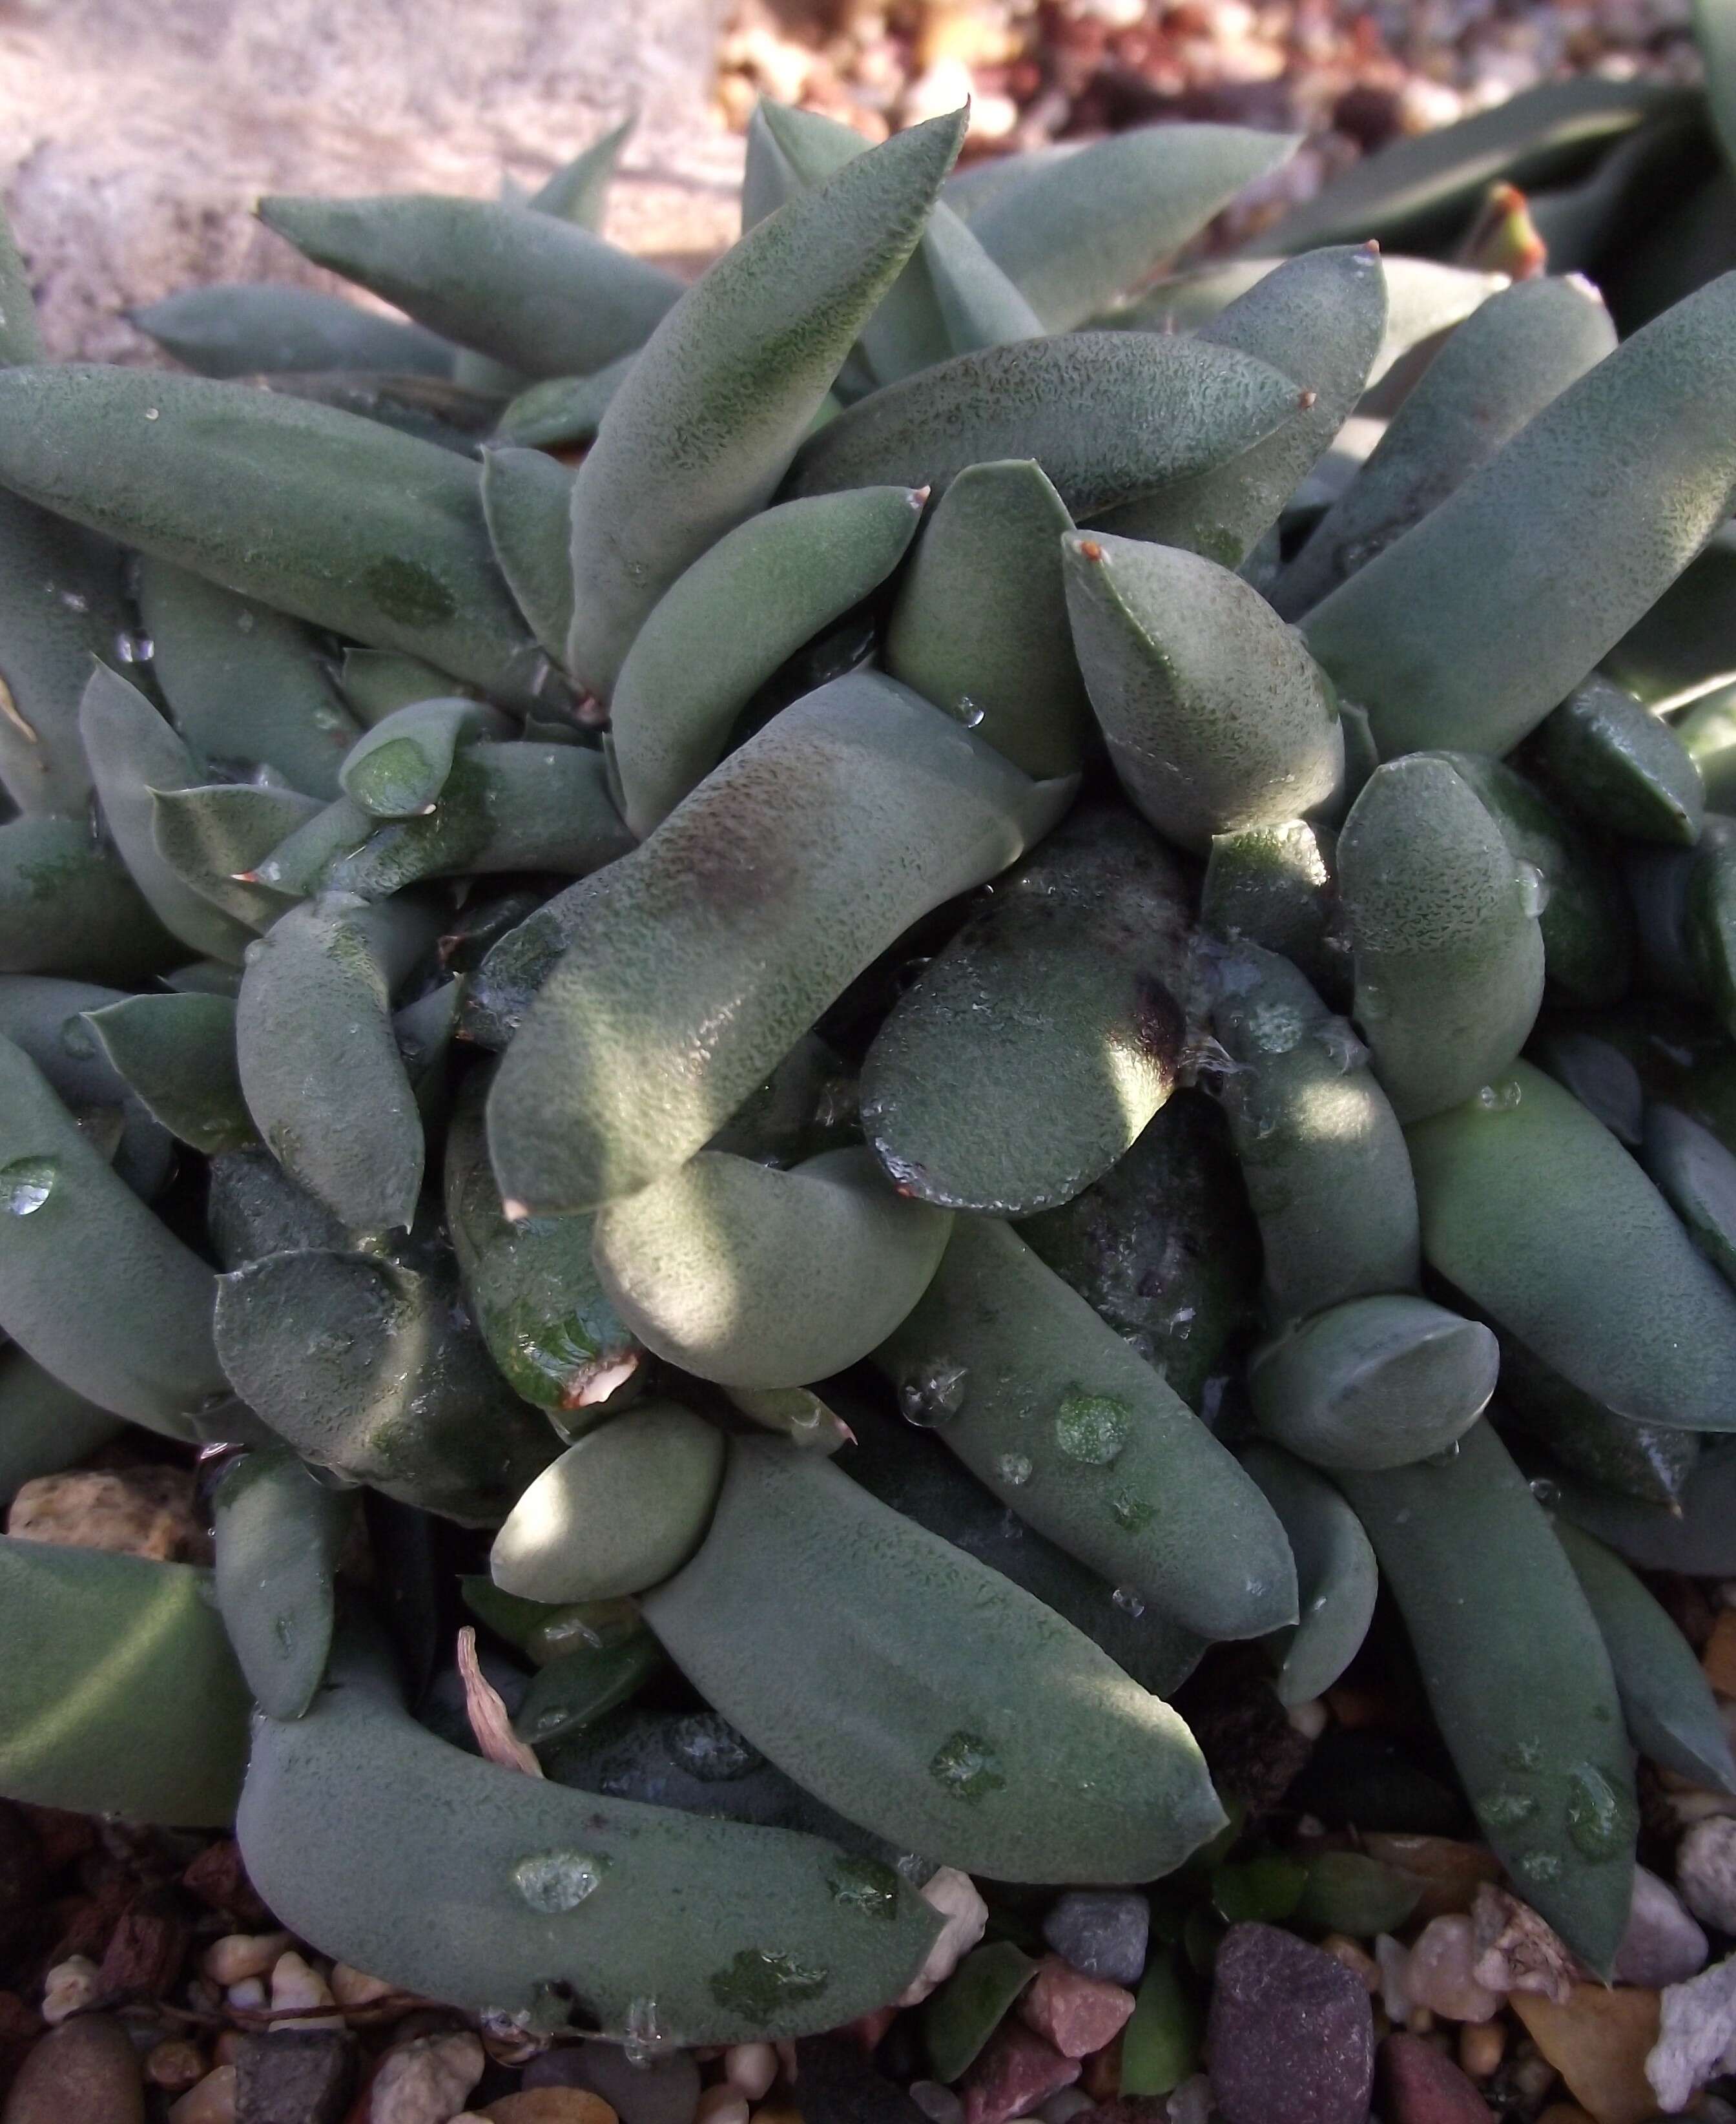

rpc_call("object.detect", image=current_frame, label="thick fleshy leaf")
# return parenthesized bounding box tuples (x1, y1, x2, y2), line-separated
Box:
(239, 1618, 939, 2041)
(1063, 533, 1342, 855)
(1240, 1441, 1378, 1707)
(495, 357, 635, 449)
(841, 1386, 1205, 1701)
(1536, 672, 1705, 847)
(1274, 275, 1617, 619)
(594, 1147, 949, 1388)
(215, 1247, 558, 1524)
(1338, 756, 1545, 1123)
(1336, 1422, 1635, 1976)
(1211, 943, 1419, 1321)
(1202, 820, 1346, 1004)
(1093, 244, 1387, 567)
(1496, 1339, 1699, 1510)
(787, 332, 1306, 523)
(1406, 1061, 1736, 1432)
(79, 663, 254, 962)
(1604, 523, 1736, 708)
(150, 782, 320, 930)
(1550, 1437, 1736, 1573)
(1248, 1296, 1498, 1471)
(873, 1215, 1296, 1643)
(0, 205, 41, 367)
(0, 492, 130, 817)
(0, 1346, 123, 1497)
(1642, 1103, 1736, 1288)
(1555, 1517, 1736, 1792)
(136, 556, 360, 799)
(610, 486, 925, 836)
(491, 1402, 727, 1601)
(884, 459, 1092, 780)
(1424, 751, 1631, 1007)
(338, 696, 509, 818)
(530, 114, 636, 227)
(236, 894, 441, 1232)
(258, 195, 681, 380)
(83, 992, 254, 1154)
(130, 281, 453, 377)
(479, 444, 576, 663)
(0, 1539, 249, 1824)
(486, 671, 1072, 1214)
(967, 123, 1299, 330)
(0, 974, 173, 1199)
(0, 815, 179, 983)
(0, 364, 551, 709)
(1303, 271, 1736, 759)
(212, 1445, 353, 1720)
(566, 110, 965, 700)
(860, 805, 1192, 1214)
(643, 1437, 1226, 1882)
(338, 646, 468, 725)
(446, 1074, 641, 1420)
(0, 1034, 228, 1434)
(1256, 77, 1693, 254)
(1018, 1090, 1262, 1413)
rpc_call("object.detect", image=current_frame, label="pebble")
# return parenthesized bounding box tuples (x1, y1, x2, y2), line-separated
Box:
(1401, 1918, 1500, 2023)
(170, 2063, 238, 2124)
(723, 2046, 778, 2103)
(205, 1933, 294, 1987)
(367, 2031, 485, 2124)
(477, 2096, 621, 2123)
(909, 2085, 963, 2124)
(1206, 1923, 1374, 2124)
(898, 1869, 990, 2006)
(38, 1956, 99, 2025)
(269, 1952, 340, 2034)
(1646, 1952, 1736, 2114)
(1035, 2093, 1091, 2124)
(1016, 1959, 1136, 2061)
(233, 2028, 355, 2124)
(959, 2023, 1080, 2124)
(1467, 1888, 1577, 2004)
(1378, 2032, 1493, 2123)
(1164, 2079, 1214, 2124)
(329, 1964, 398, 2008)
(229, 1980, 269, 2012)
(147, 2041, 211, 2094)
(1613, 1865, 1708, 1990)
(5, 1465, 209, 1562)
(1373, 1935, 1412, 2022)
(2, 2014, 145, 2124)
(792, 2036, 930, 2124)
(1677, 1815, 1736, 1932)
(1510, 1985, 1659, 2124)
(694, 2095, 747, 2124)
(1456, 2025, 1504, 2081)
(1041, 1895, 1150, 1990)
(522, 2038, 700, 2124)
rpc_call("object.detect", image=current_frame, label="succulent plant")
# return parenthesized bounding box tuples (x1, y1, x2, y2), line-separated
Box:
(8, 68, 1736, 2077)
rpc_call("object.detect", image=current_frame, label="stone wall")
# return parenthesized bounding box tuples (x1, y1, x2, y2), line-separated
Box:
(0, 0, 746, 360)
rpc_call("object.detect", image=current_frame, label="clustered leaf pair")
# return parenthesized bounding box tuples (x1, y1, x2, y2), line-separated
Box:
(3, 63, 1736, 2048)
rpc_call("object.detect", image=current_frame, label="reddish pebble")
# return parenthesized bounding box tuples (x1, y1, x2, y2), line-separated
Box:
(1017, 1959, 1136, 2061)
(960, 2023, 1081, 2124)
(1380, 2033, 1494, 2124)
(1208, 1923, 1374, 2124)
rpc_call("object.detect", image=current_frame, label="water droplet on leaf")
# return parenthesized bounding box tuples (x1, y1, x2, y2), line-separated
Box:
(929, 1729, 1006, 1801)
(1055, 1391, 1132, 1465)
(996, 1452, 1033, 1488)
(1, 1156, 58, 1216)
(512, 1849, 610, 1913)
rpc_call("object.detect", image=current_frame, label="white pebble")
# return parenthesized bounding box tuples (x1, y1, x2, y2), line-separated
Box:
(1373, 1933, 1412, 2023)
(1286, 1698, 1329, 1740)
(896, 1866, 989, 2005)
(1648, 1950, 1736, 2112)
(1405, 1915, 1501, 2023)
(331, 1961, 398, 2006)
(168, 2064, 238, 2124)
(1166, 2076, 1215, 2124)
(723, 2043, 778, 2101)
(368, 2031, 485, 2124)
(40, 1955, 100, 2025)
(225, 1977, 267, 2011)
(269, 1949, 340, 2032)
(911, 2081, 965, 2124)
(202, 1930, 292, 1986)
(1681, 1817, 1736, 1932)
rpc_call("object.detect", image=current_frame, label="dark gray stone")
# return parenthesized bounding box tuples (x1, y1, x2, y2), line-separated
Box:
(792, 2036, 931, 2124)
(1041, 1891, 1150, 1988)
(522, 2038, 701, 2124)
(1208, 1923, 1374, 2124)
(234, 2030, 355, 2124)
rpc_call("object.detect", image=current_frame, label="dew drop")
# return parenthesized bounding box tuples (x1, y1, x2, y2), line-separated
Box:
(1515, 861, 1551, 919)
(1423, 1439, 1462, 1468)
(667, 1713, 761, 1783)
(622, 1994, 668, 2064)
(511, 1848, 610, 1913)
(1474, 1078, 1523, 1113)
(956, 694, 986, 729)
(1, 1156, 58, 1216)
(929, 1729, 1006, 1801)
(1111, 1584, 1146, 1618)
(996, 1452, 1033, 1488)
(236, 610, 256, 634)
(1055, 1391, 1132, 1466)
(143, 407, 160, 421)
(1356, 983, 1390, 1024)
(58, 590, 88, 614)
(1315, 1019, 1370, 1074)
(1566, 1762, 1635, 1860)
(1480, 1790, 1536, 1827)
(707, 1950, 829, 2025)
(1529, 1477, 1560, 1508)
(1111, 1487, 1154, 1532)
(1504, 1740, 1544, 1773)
(900, 1359, 968, 1427)
(1518, 1852, 1563, 1884)
(825, 1854, 901, 1921)
(58, 1014, 96, 1061)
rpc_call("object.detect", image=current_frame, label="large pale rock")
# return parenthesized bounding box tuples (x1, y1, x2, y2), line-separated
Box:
(0, 0, 743, 362)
